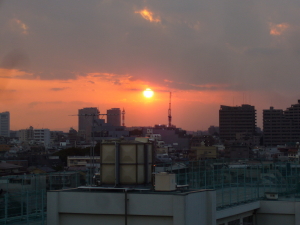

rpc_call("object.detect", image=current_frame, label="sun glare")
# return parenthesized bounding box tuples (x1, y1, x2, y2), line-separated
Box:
(143, 88, 154, 98)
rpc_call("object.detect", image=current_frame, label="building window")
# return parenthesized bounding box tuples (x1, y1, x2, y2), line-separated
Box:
(243, 215, 253, 225)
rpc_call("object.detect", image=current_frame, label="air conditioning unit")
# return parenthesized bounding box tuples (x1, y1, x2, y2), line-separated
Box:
(155, 172, 176, 191)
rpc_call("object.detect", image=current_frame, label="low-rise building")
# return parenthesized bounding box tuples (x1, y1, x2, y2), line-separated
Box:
(190, 143, 218, 160)
(19, 126, 51, 146)
(67, 156, 100, 168)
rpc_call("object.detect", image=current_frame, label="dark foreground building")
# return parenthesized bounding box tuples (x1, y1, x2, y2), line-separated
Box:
(219, 104, 256, 141)
(263, 100, 300, 146)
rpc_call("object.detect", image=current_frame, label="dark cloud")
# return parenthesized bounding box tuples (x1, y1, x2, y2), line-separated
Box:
(113, 80, 121, 85)
(28, 101, 42, 108)
(1, 0, 300, 95)
(1, 49, 30, 70)
(50, 87, 69, 91)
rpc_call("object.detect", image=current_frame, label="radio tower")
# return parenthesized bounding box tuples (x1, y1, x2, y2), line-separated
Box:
(168, 92, 172, 127)
(122, 108, 125, 126)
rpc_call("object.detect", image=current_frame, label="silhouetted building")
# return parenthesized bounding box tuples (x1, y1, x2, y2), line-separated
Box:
(224, 144, 251, 159)
(107, 108, 121, 126)
(219, 104, 256, 141)
(263, 100, 300, 146)
(0, 111, 10, 137)
(208, 126, 219, 136)
(78, 107, 99, 142)
(50, 131, 65, 143)
(93, 118, 129, 140)
(142, 126, 190, 150)
(68, 127, 79, 146)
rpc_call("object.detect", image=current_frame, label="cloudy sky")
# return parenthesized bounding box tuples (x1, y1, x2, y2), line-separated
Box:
(1, 0, 300, 131)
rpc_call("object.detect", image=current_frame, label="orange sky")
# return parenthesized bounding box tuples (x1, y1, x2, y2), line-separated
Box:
(1, 68, 299, 132)
(0, 68, 238, 132)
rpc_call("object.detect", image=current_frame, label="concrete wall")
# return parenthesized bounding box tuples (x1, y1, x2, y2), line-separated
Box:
(256, 201, 300, 225)
(48, 189, 300, 225)
(59, 214, 173, 225)
(216, 201, 259, 225)
(47, 189, 216, 225)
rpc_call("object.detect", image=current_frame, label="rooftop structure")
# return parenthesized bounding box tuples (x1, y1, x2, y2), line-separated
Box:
(47, 159, 300, 225)
(3, 160, 300, 224)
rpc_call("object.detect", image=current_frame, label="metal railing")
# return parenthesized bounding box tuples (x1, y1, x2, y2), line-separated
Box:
(155, 159, 300, 210)
(0, 171, 83, 225)
(2, 159, 300, 224)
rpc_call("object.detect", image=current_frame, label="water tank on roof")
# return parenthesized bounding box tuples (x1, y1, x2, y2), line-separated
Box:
(100, 140, 153, 186)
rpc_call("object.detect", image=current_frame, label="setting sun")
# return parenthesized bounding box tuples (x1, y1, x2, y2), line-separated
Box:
(143, 88, 154, 98)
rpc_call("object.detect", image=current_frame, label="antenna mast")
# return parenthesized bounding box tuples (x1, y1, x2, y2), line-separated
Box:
(168, 92, 172, 127)
(122, 108, 125, 126)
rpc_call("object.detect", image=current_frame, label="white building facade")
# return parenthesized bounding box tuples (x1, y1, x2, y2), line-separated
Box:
(19, 127, 51, 146)
(34, 129, 51, 146)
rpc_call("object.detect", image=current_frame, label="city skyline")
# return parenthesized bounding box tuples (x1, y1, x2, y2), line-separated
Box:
(1, 1, 300, 132)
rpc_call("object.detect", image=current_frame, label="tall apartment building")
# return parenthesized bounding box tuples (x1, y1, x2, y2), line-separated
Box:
(219, 104, 256, 141)
(107, 108, 121, 126)
(0, 111, 10, 137)
(263, 100, 300, 146)
(78, 107, 99, 141)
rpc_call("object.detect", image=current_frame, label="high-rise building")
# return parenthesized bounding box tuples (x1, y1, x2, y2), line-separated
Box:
(107, 108, 121, 127)
(263, 100, 300, 146)
(219, 104, 256, 141)
(0, 111, 10, 137)
(78, 107, 99, 141)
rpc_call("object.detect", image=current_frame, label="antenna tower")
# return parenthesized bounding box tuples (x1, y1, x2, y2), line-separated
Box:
(168, 92, 172, 127)
(122, 108, 125, 126)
